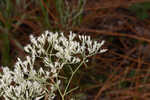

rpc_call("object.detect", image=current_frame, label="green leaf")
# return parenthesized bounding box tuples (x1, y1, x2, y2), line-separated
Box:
(0, 33, 10, 66)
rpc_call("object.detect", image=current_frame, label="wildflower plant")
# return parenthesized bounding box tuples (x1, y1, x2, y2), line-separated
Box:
(0, 30, 107, 100)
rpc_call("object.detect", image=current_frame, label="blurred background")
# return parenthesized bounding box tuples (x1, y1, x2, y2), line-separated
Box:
(0, 0, 150, 100)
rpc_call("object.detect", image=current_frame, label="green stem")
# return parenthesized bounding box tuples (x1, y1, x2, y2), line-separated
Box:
(63, 60, 84, 98)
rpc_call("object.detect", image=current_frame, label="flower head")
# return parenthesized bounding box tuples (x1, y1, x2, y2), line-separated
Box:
(0, 31, 107, 100)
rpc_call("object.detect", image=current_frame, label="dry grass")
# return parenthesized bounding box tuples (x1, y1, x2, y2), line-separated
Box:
(0, 0, 150, 100)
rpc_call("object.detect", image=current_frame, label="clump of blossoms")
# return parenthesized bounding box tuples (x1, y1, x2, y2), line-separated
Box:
(0, 30, 107, 100)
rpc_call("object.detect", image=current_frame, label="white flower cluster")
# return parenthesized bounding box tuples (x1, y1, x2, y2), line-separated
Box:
(0, 56, 56, 100)
(0, 31, 107, 100)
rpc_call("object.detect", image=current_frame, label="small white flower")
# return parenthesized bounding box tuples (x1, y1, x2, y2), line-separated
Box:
(0, 30, 107, 100)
